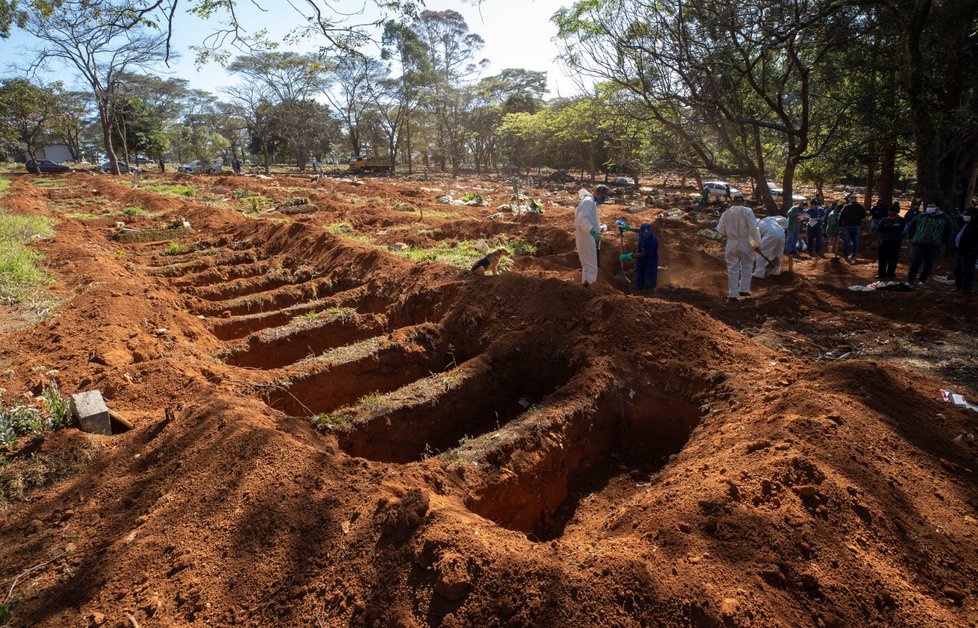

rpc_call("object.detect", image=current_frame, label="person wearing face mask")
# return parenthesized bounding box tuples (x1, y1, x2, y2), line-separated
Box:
(876, 202, 905, 280)
(953, 206, 978, 292)
(905, 202, 954, 287)
(575, 185, 608, 286)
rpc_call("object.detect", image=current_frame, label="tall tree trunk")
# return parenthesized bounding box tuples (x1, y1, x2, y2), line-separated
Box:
(864, 163, 875, 209)
(878, 141, 896, 208)
(966, 157, 978, 209)
(98, 97, 120, 175)
(405, 121, 413, 174)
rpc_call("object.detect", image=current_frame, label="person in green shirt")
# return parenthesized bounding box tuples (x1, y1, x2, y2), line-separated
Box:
(784, 200, 808, 255)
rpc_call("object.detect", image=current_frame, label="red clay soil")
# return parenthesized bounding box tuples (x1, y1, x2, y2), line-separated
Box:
(0, 171, 976, 626)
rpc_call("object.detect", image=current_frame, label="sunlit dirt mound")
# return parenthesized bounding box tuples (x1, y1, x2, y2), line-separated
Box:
(0, 172, 976, 626)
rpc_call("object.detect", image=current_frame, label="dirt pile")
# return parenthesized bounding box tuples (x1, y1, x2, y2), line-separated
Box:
(0, 172, 976, 626)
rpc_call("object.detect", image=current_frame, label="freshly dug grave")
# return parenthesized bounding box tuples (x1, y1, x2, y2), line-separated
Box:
(0, 171, 976, 627)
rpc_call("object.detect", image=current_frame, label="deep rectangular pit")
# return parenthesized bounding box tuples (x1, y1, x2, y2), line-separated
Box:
(192, 277, 342, 317)
(263, 335, 457, 417)
(224, 313, 387, 369)
(465, 387, 704, 541)
(189, 270, 312, 302)
(207, 286, 373, 341)
(334, 352, 573, 464)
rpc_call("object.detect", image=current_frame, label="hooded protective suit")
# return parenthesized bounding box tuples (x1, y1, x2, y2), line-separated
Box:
(634, 223, 659, 290)
(717, 203, 762, 297)
(575, 188, 601, 284)
(754, 216, 788, 278)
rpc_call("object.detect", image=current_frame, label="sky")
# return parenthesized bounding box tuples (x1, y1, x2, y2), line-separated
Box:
(0, 0, 588, 100)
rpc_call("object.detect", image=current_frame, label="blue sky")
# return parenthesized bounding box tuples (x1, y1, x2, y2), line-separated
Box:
(0, 0, 587, 100)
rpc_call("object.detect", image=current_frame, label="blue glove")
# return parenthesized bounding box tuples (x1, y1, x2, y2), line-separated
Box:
(620, 253, 633, 261)
(589, 228, 601, 242)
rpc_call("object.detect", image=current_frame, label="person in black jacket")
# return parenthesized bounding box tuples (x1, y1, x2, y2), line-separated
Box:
(953, 206, 978, 292)
(839, 194, 867, 263)
(876, 202, 905, 280)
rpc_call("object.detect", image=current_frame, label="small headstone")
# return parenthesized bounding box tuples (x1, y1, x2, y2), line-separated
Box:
(70, 390, 111, 435)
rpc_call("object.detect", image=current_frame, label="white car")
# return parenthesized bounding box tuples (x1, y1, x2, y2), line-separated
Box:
(703, 181, 740, 199)
(769, 186, 807, 204)
(179, 159, 222, 174)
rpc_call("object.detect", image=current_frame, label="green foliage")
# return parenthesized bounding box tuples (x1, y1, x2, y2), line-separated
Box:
(163, 241, 184, 256)
(121, 206, 149, 216)
(0, 381, 70, 451)
(325, 306, 357, 323)
(311, 413, 346, 430)
(391, 240, 489, 269)
(0, 212, 53, 306)
(144, 183, 196, 197)
(0, 177, 9, 195)
(283, 196, 309, 206)
(327, 221, 355, 236)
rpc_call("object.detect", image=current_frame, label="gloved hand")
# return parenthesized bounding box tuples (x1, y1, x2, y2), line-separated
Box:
(590, 228, 601, 242)
(619, 253, 633, 261)
(614, 219, 632, 231)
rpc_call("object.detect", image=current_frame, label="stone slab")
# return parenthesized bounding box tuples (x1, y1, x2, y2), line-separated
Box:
(70, 390, 111, 435)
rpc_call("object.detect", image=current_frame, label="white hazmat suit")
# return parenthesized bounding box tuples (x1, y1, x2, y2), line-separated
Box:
(716, 203, 762, 298)
(753, 216, 788, 278)
(575, 188, 601, 284)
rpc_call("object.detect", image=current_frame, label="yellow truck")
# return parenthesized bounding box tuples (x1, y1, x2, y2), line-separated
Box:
(348, 155, 392, 174)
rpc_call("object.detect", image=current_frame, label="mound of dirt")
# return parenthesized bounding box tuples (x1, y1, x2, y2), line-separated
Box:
(0, 172, 976, 626)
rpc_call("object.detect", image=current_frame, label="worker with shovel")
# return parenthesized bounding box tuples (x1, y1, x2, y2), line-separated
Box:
(575, 185, 608, 286)
(617, 220, 659, 292)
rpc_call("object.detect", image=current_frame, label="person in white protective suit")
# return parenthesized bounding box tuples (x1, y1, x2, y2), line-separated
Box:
(753, 216, 789, 279)
(575, 185, 608, 286)
(716, 193, 762, 301)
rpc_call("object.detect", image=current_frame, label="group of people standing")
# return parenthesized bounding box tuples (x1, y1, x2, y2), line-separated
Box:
(783, 194, 977, 291)
(574, 184, 978, 299)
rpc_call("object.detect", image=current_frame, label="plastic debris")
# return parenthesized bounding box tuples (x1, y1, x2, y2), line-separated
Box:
(697, 228, 723, 241)
(848, 281, 914, 292)
(940, 388, 978, 412)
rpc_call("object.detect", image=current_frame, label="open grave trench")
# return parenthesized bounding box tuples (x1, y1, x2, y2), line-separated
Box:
(130, 221, 720, 544)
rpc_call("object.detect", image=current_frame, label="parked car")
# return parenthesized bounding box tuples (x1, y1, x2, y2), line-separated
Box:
(134, 156, 155, 165)
(768, 186, 806, 204)
(611, 176, 636, 186)
(703, 181, 740, 199)
(548, 169, 574, 183)
(100, 160, 140, 173)
(179, 159, 223, 174)
(25, 160, 71, 174)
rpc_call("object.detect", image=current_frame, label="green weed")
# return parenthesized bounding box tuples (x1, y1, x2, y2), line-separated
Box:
(357, 392, 389, 414)
(163, 242, 185, 256)
(122, 206, 149, 216)
(0, 212, 54, 306)
(312, 413, 347, 430)
(327, 221, 355, 236)
(144, 183, 196, 197)
(0, 177, 10, 195)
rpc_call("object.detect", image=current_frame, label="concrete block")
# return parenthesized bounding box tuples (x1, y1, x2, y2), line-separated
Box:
(70, 390, 111, 435)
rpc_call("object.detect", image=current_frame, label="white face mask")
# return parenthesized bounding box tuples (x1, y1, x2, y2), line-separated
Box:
(925, 206, 937, 214)
(965, 215, 973, 222)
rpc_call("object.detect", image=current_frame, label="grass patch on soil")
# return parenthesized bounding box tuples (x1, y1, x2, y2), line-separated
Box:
(0, 211, 55, 306)
(143, 183, 197, 197)
(0, 178, 10, 195)
(392, 240, 488, 269)
(0, 381, 92, 509)
(32, 178, 67, 189)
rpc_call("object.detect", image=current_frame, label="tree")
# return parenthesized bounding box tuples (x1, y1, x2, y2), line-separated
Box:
(51, 90, 91, 161)
(874, 0, 978, 209)
(379, 20, 434, 173)
(227, 52, 324, 104)
(21, 0, 168, 175)
(321, 52, 388, 158)
(413, 9, 487, 174)
(0, 79, 62, 173)
(556, 0, 852, 212)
